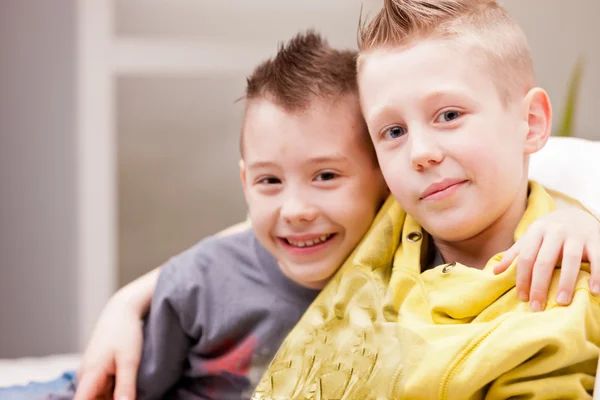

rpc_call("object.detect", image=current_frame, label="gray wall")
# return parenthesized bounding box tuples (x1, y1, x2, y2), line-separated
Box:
(0, 0, 78, 357)
(116, 76, 248, 285)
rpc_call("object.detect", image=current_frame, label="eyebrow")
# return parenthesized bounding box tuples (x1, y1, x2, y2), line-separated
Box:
(308, 155, 349, 164)
(367, 106, 400, 131)
(420, 88, 471, 108)
(246, 161, 277, 170)
(246, 155, 349, 170)
(368, 88, 472, 126)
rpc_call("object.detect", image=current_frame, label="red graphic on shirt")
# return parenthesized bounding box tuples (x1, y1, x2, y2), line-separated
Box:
(201, 335, 260, 377)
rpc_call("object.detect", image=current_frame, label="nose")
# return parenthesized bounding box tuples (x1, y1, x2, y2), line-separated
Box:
(280, 194, 319, 225)
(409, 129, 444, 171)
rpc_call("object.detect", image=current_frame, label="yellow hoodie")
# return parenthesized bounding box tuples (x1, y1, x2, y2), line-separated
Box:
(252, 182, 600, 400)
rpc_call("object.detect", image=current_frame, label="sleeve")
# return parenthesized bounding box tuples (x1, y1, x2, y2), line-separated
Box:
(484, 288, 600, 400)
(136, 251, 208, 400)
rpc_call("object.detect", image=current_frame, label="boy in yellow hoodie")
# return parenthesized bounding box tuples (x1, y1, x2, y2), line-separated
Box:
(252, 1, 600, 399)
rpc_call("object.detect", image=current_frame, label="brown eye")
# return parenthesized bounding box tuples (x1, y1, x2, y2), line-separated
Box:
(315, 172, 337, 181)
(258, 177, 281, 185)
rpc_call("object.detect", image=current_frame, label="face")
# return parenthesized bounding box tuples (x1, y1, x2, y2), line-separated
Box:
(359, 39, 533, 242)
(241, 96, 388, 289)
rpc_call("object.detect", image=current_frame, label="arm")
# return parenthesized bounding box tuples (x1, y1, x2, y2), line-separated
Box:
(136, 264, 200, 399)
(74, 267, 160, 400)
(117, 267, 160, 316)
(75, 221, 248, 400)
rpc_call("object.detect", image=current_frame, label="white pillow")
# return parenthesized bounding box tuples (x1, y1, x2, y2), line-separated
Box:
(530, 137, 600, 215)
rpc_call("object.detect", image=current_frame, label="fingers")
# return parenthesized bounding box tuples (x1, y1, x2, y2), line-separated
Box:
(555, 240, 584, 305)
(74, 368, 112, 400)
(514, 224, 544, 302)
(493, 241, 519, 275)
(114, 355, 141, 400)
(587, 242, 600, 296)
(527, 233, 562, 312)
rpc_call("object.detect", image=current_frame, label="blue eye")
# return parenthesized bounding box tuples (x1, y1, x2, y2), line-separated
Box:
(383, 126, 407, 139)
(436, 110, 462, 123)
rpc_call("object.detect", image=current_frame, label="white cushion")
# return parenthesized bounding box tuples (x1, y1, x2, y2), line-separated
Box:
(530, 137, 600, 215)
(0, 353, 80, 387)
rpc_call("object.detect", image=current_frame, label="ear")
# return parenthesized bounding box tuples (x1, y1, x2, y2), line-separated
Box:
(239, 159, 249, 202)
(522, 87, 552, 155)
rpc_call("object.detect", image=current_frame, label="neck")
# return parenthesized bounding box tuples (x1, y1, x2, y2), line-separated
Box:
(433, 183, 529, 270)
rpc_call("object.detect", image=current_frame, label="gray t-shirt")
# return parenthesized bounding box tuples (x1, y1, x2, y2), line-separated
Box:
(136, 228, 319, 400)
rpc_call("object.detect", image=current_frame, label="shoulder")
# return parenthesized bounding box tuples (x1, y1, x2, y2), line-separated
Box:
(158, 228, 263, 290)
(530, 137, 600, 213)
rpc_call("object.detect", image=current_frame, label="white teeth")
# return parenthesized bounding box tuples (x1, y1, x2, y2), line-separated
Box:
(286, 234, 332, 248)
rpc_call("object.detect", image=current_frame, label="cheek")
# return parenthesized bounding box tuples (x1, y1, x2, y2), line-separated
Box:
(454, 125, 509, 177)
(246, 192, 277, 233)
(379, 157, 408, 202)
(466, 145, 524, 206)
(478, 133, 525, 181)
(459, 148, 489, 176)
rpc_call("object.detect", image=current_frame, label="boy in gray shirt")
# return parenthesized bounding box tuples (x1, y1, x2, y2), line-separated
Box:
(135, 31, 389, 399)
(33, 30, 385, 400)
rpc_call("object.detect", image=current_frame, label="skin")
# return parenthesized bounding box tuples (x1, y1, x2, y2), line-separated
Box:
(240, 95, 388, 289)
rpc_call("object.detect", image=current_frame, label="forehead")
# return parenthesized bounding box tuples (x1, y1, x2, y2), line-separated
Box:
(358, 40, 499, 118)
(242, 96, 371, 162)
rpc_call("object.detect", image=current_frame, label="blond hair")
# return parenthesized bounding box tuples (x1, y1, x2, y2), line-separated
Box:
(359, 0, 536, 102)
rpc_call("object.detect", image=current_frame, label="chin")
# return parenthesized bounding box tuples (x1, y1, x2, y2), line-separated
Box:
(434, 231, 471, 242)
(284, 264, 328, 281)
(423, 221, 471, 242)
(299, 269, 337, 286)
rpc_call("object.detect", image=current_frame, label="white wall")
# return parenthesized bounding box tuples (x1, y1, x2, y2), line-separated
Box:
(0, 0, 79, 357)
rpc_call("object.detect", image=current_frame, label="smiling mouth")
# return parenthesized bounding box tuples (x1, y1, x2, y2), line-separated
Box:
(284, 234, 335, 248)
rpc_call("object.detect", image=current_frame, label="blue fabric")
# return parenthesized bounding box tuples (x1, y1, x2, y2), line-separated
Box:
(0, 371, 76, 400)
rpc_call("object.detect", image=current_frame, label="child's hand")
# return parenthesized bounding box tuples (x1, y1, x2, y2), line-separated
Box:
(74, 292, 144, 400)
(494, 208, 600, 311)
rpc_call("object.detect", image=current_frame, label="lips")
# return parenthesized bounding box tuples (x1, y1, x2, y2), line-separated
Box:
(285, 234, 334, 248)
(277, 233, 336, 258)
(420, 178, 468, 200)
(279, 233, 337, 248)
